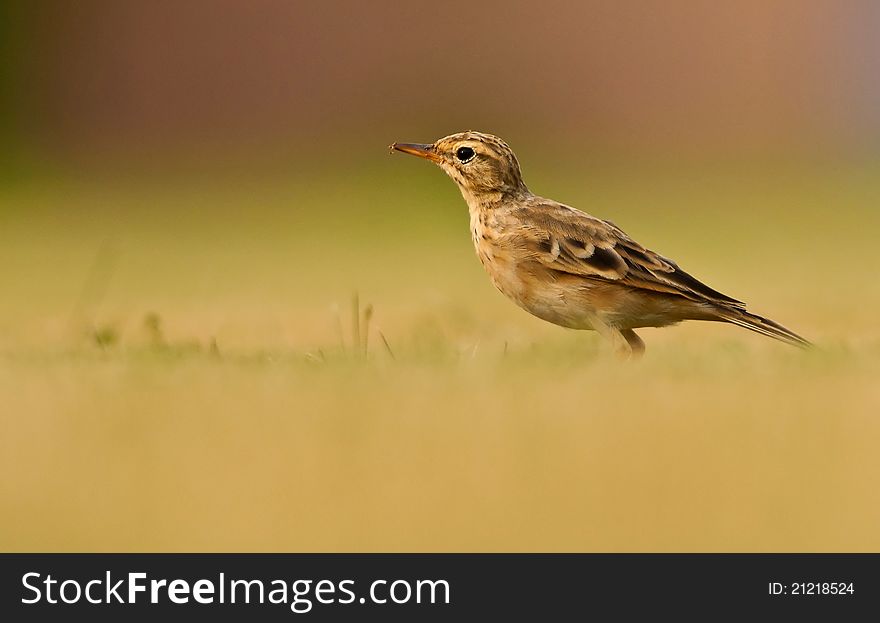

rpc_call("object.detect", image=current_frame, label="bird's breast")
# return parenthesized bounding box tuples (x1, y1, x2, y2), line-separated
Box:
(469, 208, 592, 329)
(470, 208, 507, 277)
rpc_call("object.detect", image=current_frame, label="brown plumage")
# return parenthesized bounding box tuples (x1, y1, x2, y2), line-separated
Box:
(391, 131, 809, 357)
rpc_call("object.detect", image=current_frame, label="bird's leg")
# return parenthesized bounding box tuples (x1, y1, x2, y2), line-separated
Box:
(588, 313, 640, 360)
(608, 329, 634, 360)
(619, 328, 645, 359)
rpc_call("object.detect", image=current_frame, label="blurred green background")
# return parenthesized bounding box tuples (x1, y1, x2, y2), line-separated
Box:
(1, 1, 879, 552)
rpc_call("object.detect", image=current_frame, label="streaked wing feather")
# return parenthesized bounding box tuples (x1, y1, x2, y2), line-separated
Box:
(515, 201, 746, 309)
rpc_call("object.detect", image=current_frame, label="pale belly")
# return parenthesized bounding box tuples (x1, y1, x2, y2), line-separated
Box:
(471, 227, 599, 330)
(485, 258, 600, 329)
(471, 230, 687, 331)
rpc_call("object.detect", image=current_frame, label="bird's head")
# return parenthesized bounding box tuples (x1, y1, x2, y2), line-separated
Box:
(391, 131, 528, 202)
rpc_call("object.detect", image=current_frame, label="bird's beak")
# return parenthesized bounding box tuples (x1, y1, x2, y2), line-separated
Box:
(390, 142, 443, 163)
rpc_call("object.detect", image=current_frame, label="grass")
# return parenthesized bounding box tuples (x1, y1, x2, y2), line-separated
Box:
(1, 155, 879, 551)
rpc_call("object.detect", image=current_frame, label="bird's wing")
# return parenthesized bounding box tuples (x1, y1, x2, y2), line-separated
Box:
(512, 200, 746, 309)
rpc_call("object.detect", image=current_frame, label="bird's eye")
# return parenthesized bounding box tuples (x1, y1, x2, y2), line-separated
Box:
(455, 146, 476, 163)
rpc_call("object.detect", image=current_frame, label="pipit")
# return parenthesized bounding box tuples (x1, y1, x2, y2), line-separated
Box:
(391, 131, 809, 357)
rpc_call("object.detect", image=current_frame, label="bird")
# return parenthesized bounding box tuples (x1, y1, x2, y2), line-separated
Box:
(390, 131, 809, 357)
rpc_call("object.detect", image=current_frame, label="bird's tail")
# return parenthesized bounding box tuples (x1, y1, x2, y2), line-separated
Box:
(715, 308, 811, 349)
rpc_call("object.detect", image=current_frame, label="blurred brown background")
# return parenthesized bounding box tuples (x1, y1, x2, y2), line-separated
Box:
(4, 0, 879, 165)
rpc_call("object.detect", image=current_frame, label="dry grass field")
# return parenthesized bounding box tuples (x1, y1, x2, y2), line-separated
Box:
(1, 155, 878, 551)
